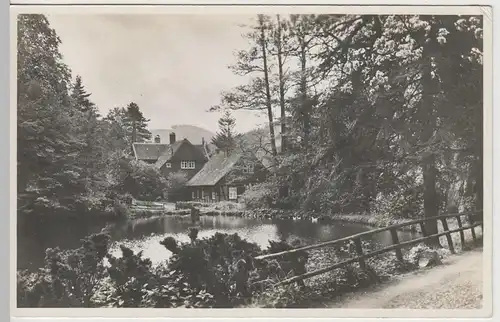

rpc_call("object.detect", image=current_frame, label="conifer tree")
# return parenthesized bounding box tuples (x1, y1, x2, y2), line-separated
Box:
(126, 102, 152, 143)
(71, 75, 98, 115)
(211, 110, 239, 155)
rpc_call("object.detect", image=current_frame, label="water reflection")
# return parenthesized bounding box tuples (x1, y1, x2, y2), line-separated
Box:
(17, 214, 421, 270)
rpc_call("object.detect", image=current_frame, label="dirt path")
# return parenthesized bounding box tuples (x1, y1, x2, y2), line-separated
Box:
(330, 248, 484, 309)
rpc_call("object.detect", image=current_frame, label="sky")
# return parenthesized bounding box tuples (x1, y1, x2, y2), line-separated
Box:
(46, 14, 267, 133)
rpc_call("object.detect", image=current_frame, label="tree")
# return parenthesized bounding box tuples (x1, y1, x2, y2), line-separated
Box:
(287, 14, 320, 151)
(70, 75, 98, 115)
(17, 14, 88, 214)
(269, 15, 294, 153)
(211, 15, 278, 157)
(165, 172, 189, 202)
(126, 102, 151, 144)
(103, 103, 152, 155)
(103, 107, 132, 152)
(211, 110, 239, 155)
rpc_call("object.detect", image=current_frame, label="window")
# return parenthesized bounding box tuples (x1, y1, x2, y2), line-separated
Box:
(228, 187, 237, 200)
(165, 162, 172, 168)
(181, 160, 196, 169)
(191, 191, 195, 199)
(212, 191, 216, 200)
(242, 163, 254, 174)
(201, 189, 204, 199)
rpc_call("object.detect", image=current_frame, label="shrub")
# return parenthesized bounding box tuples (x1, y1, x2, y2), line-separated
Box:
(113, 158, 167, 201)
(162, 233, 261, 307)
(371, 185, 424, 220)
(16, 233, 111, 307)
(165, 172, 189, 202)
(240, 182, 278, 209)
(105, 245, 215, 308)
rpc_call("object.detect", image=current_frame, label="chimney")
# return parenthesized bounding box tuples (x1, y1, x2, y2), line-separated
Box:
(202, 137, 205, 145)
(169, 132, 176, 144)
(154, 135, 161, 143)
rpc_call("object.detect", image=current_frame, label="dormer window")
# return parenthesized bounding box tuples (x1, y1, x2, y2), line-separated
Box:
(242, 163, 254, 174)
(181, 160, 196, 169)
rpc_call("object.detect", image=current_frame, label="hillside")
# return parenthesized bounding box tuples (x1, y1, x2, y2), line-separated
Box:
(150, 125, 215, 145)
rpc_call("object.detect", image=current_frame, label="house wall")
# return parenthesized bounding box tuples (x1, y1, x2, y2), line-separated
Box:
(160, 142, 207, 180)
(190, 184, 248, 203)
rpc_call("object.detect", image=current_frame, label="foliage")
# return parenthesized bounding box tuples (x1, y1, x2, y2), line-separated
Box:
(93, 232, 310, 308)
(126, 102, 152, 143)
(17, 233, 111, 307)
(211, 110, 240, 154)
(211, 15, 279, 157)
(165, 171, 189, 202)
(240, 181, 279, 209)
(70, 75, 98, 115)
(17, 15, 155, 217)
(219, 14, 483, 226)
(112, 158, 167, 201)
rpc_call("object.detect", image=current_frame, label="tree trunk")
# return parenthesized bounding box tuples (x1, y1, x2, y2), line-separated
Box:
(299, 38, 310, 150)
(422, 153, 441, 247)
(420, 49, 441, 248)
(259, 15, 278, 157)
(276, 15, 287, 153)
(275, 15, 289, 199)
(131, 120, 137, 143)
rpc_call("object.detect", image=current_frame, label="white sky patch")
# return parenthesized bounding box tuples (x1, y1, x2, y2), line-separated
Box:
(46, 14, 267, 133)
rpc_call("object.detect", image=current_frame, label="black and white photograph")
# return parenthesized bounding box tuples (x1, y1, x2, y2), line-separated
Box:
(12, 4, 492, 318)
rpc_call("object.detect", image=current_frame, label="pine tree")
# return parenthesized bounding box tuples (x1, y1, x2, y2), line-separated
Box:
(211, 110, 239, 155)
(211, 15, 278, 157)
(71, 75, 98, 115)
(126, 102, 151, 143)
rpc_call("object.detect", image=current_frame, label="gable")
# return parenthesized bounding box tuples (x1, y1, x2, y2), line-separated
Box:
(156, 139, 207, 169)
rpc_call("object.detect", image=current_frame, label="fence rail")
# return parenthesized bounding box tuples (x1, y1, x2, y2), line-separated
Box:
(254, 211, 483, 286)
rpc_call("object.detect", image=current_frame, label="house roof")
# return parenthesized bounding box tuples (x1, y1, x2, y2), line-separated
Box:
(132, 143, 172, 161)
(186, 151, 243, 187)
(133, 140, 184, 167)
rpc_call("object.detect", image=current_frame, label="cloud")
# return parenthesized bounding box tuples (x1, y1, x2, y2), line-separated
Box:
(46, 14, 265, 133)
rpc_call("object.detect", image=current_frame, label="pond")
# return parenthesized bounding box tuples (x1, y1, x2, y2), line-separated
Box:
(17, 214, 421, 271)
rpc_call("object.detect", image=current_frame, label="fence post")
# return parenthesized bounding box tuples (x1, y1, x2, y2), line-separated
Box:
(353, 238, 366, 270)
(468, 214, 477, 242)
(440, 218, 455, 254)
(390, 228, 403, 262)
(455, 215, 466, 249)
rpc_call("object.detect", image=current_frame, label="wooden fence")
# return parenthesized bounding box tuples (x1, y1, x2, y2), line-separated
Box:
(254, 211, 483, 286)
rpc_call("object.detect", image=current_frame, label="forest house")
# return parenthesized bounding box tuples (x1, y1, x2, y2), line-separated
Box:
(186, 150, 267, 203)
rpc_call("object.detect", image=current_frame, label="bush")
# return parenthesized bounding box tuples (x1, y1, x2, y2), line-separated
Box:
(113, 158, 167, 202)
(104, 245, 215, 308)
(165, 172, 189, 202)
(162, 233, 261, 307)
(371, 185, 424, 220)
(19, 231, 409, 308)
(17, 233, 111, 307)
(240, 182, 278, 209)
